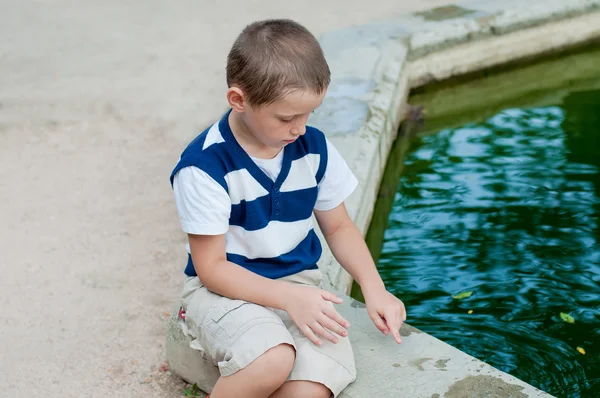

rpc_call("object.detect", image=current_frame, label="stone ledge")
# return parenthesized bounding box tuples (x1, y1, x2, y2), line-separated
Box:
(408, 11, 600, 89)
(166, 294, 552, 397)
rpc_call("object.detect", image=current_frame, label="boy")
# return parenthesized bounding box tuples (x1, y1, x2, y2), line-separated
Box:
(170, 19, 407, 398)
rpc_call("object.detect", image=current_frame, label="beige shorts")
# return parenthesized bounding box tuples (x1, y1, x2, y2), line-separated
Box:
(179, 269, 356, 397)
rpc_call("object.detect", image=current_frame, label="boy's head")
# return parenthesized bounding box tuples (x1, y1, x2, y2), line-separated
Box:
(226, 19, 330, 107)
(226, 19, 330, 150)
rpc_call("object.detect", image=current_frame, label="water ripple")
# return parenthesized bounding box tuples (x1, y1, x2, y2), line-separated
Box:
(381, 94, 600, 397)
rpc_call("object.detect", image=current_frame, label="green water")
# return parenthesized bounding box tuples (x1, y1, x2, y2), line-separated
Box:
(372, 53, 600, 396)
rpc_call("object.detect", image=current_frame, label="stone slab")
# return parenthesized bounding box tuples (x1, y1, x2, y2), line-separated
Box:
(408, 11, 600, 88)
(165, 294, 553, 397)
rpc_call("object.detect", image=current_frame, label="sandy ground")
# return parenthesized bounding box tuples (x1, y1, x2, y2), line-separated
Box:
(0, 1, 454, 396)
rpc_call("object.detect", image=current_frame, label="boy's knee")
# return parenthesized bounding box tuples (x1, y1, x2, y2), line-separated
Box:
(262, 343, 296, 382)
(297, 381, 331, 398)
(272, 380, 332, 398)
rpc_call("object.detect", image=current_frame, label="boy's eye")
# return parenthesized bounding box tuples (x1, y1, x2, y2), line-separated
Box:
(280, 117, 293, 123)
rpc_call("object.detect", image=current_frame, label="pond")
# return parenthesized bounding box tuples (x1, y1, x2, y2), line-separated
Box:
(361, 44, 600, 397)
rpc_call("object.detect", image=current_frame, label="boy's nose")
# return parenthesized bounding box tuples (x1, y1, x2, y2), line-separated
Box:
(291, 114, 309, 136)
(290, 125, 306, 136)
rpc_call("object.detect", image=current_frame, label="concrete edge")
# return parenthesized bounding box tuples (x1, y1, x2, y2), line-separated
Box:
(408, 11, 600, 88)
(406, 0, 600, 60)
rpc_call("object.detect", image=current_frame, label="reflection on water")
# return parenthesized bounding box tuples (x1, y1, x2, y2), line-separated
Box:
(381, 90, 600, 396)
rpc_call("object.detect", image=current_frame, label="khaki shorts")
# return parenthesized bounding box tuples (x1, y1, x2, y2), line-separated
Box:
(179, 269, 356, 397)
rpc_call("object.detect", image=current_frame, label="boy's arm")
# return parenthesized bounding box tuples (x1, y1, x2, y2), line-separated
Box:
(188, 233, 292, 310)
(314, 203, 407, 343)
(188, 233, 351, 345)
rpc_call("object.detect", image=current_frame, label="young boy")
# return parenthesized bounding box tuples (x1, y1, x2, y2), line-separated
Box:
(170, 19, 407, 398)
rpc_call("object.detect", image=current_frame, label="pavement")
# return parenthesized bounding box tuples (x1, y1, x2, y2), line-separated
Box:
(0, 1, 456, 397)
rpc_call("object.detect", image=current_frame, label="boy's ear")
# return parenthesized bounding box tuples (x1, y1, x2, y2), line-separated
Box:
(227, 87, 247, 112)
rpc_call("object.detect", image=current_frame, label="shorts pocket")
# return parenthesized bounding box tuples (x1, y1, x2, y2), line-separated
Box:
(204, 297, 281, 342)
(209, 299, 247, 323)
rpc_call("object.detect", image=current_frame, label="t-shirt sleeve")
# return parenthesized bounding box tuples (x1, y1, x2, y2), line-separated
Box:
(172, 166, 231, 235)
(314, 138, 359, 211)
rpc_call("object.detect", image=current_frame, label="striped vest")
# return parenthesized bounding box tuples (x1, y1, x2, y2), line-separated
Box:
(170, 110, 329, 279)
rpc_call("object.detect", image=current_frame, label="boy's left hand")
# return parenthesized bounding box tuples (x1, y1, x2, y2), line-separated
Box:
(364, 288, 407, 344)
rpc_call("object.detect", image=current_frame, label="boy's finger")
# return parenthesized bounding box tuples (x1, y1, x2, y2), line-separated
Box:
(391, 327, 402, 344)
(312, 322, 339, 344)
(318, 314, 348, 337)
(302, 324, 323, 346)
(323, 306, 351, 329)
(368, 311, 389, 334)
(386, 314, 403, 344)
(321, 291, 343, 304)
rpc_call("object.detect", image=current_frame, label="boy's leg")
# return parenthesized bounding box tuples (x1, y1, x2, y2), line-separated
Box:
(270, 380, 332, 398)
(180, 277, 297, 397)
(272, 270, 357, 398)
(211, 343, 295, 398)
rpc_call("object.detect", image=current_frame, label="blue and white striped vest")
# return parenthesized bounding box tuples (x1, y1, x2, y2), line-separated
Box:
(170, 110, 329, 279)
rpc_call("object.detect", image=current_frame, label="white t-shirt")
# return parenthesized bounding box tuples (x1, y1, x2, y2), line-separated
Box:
(173, 138, 358, 236)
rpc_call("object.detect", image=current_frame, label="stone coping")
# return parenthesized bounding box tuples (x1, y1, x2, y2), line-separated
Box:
(167, 2, 600, 396)
(166, 292, 553, 397)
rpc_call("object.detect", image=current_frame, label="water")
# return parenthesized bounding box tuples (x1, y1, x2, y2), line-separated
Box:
(377, 88, 600, 394)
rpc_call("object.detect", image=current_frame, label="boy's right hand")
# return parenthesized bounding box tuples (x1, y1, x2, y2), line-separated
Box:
(283, 285, 350, 346)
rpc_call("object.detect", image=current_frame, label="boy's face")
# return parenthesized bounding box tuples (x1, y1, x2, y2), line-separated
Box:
(242, 89, 326, 149)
